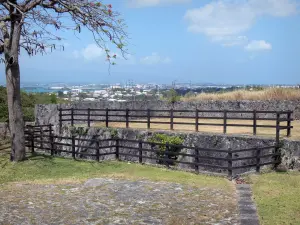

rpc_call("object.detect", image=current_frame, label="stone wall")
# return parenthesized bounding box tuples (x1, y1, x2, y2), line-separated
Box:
(35, 100, 300, 126)
(38, 125, 293, 175)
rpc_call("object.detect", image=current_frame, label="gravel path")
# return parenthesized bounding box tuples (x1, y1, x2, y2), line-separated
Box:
(0, 178, 239, 225)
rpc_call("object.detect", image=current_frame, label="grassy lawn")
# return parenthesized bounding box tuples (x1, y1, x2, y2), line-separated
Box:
(0, 149, 232, 191)
(93, 118, 300, 140)
(249, 172, 300, 225)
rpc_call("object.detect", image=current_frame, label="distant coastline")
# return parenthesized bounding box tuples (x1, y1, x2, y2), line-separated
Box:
(21, 87, 69, 93)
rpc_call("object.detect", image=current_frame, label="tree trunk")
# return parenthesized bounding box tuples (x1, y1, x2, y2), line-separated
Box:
(6, 62, 26, 161)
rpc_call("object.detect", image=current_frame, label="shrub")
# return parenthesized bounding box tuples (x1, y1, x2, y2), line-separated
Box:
(148, 133, 184, 165)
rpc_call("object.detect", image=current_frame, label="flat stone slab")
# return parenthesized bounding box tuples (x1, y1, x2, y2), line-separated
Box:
(0, 178, 239, 225)
(236, 184, 260, 225)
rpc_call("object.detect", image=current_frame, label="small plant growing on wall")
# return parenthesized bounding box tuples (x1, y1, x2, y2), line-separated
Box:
(148, 133, 184, 165)
(70, 126, 89, 136)
(109, 128, 119, 139)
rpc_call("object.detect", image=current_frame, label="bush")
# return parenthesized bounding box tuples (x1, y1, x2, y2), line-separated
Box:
(166, 89, 181, 104)
(148, 133, 184, 165)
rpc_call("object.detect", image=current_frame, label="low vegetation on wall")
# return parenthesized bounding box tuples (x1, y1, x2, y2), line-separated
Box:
(147, 133, 184, 165)
(182, 88, 300, 101)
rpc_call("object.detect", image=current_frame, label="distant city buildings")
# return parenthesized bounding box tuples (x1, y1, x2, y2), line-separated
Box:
(17, 81, 300, 102)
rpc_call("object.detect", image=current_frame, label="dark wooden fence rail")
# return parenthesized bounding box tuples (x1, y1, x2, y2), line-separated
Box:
(24, 125, 279, 177)
(58, 108, 293, 139)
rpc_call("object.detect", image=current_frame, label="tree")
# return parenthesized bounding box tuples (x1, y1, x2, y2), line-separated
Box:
(50, 93, 57, 104)
(166, 89, 181, 104)
(57, 91, 64, 98)
(0, 1, 127, 161)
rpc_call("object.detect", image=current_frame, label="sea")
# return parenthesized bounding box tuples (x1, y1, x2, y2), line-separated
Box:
(21, 87, 69, 93)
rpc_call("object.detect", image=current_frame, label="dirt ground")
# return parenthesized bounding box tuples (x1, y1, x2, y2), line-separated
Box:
(0, 178, 239, 225)
(93, 118, 300, 140)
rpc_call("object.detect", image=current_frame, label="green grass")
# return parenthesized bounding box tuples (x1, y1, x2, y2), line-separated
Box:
(0, 150, 231, 191)
(249, 172, 300, 225)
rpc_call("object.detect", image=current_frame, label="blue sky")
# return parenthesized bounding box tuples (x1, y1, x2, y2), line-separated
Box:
(1, 0, 300, 85)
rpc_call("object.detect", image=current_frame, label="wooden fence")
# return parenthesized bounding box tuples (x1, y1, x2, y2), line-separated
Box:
(58, 108, 293, 138)
(25, 124, 280, 177)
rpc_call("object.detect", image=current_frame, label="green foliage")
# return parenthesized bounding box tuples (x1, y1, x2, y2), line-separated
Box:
(148, 133, 184, 165)
(70, 126, 89, 136)
(50, 93, 58, 104)
(109, 128, 119, 139)
(0, 86, 69, 122)
(165, 89, 181, 104)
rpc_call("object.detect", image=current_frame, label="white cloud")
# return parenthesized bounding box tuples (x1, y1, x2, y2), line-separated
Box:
(212, 36, 249, 47)
(128, 0, 190, 8)
(140, 53, 172, 65)
(244, 40, 272, 51)
(72, 44, 103, 61)
(184, 0, 298, 47)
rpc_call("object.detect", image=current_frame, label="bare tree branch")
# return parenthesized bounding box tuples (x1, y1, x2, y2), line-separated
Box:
(0, 0, 128, 64)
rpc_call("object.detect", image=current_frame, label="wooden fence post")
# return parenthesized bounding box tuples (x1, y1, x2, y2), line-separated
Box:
(72, 135, 75, 159)
(170, 109, 174, 130)
(256, 147, 261, 173)
(126, 108, 129, 128)
(139, 139, 143, 164)
(87, 108, 91, 127)
(40, 126, 44, 150)
(287, 111, 292, 137)
(275, 112, 281, 169)
(223, 110, 227, 134)
(106, 108, 109, 128)
(115, 138, 119, 160)
(195, 148, 199, 173)
(253, 110, 257, 135)
(31, 125, 34, 153)
(276, 112, 280, 145)
(71, 108, 74, 126)
(227, 149, 232, 178)
(96, 140, 100, 162)
(195, 109, 199, 132)
(147, 109, 151, 129)
(49, 125, 54, 156)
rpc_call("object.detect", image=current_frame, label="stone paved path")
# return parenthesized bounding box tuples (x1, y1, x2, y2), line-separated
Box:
(0, 178, 239, 225)
(236, 184, 260, 225)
